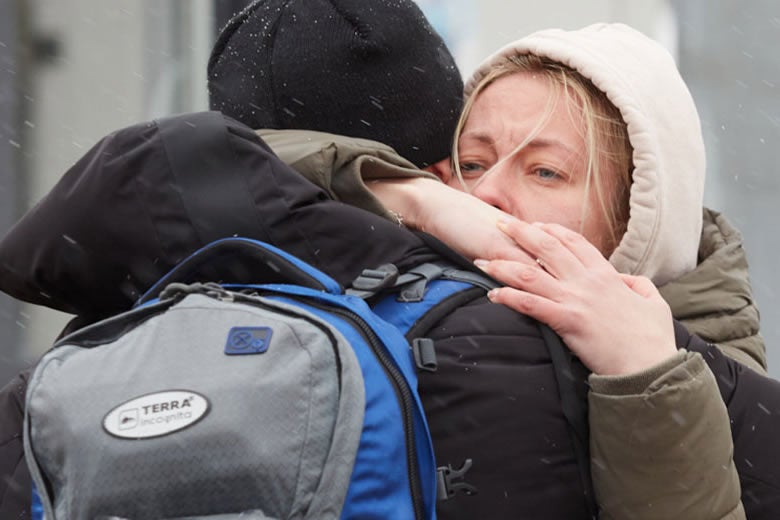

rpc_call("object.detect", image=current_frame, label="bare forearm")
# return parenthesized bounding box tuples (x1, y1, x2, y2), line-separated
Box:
(368, 178, 533, 264)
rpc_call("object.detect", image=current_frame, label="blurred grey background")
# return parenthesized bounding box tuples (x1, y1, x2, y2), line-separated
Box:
(1, 0, 778, 385)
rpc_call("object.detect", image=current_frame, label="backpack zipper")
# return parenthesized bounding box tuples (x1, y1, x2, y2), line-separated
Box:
(289, 297, 426, 520)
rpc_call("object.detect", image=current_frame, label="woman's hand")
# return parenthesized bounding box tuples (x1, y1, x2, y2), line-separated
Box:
(367, 177, 537, 265)
(476, 219, 677, 376)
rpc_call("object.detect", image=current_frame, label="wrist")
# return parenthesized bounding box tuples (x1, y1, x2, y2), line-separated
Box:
(589, 350, 687, 395)
(599, 343, 678, 377)
(367, 177, 433, 229)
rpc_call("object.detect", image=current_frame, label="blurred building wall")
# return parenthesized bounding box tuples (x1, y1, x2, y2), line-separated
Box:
(0, 1, 25, 384)
(416, 0, 677, 83)
(0, 0, 214, 386)
(673, 0, 780, 371)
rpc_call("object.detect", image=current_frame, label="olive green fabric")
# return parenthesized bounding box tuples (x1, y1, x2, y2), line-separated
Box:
(659, 208, 766, 373)
(589, 351, 744, 520)
(257, 129, 438, 223)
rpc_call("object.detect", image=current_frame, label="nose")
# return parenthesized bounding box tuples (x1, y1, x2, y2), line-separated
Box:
(471, 166, 511, 212)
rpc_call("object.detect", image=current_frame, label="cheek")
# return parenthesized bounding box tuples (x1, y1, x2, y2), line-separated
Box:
(518, 192, 611, 254)
(580, 192, 615, 255)
(515, 192, 583, 229)
(580, 219, 611, 254)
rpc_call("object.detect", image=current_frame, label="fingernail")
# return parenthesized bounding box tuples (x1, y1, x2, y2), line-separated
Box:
(497, 217, 509, 230)
(474, 258, 489, 269)
(487, 288, 499, 301)
(532, 221, 545, 228)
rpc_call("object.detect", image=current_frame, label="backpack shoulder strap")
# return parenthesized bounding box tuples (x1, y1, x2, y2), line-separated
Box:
(349, 261, 496, 341)
(540, 324, 598, 518)
(137, 237, 342, 306)
(355, 260, 598, 514)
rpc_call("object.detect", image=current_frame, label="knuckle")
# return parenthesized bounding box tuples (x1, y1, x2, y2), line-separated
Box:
(592, 261, 617, 278)
(552, 287, 575, 305)
(513, 292, 536, 312)
(539, 236, 561, 254)
(494, 288, 535, 313)
(567, 306, 587, 324)
(517, 265, 538, 283)
(559, 227, 583, 244)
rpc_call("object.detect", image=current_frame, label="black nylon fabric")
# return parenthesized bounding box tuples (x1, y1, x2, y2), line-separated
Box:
(0, 112, 438, 519)
(0, 111, 435, 322)
(680, 328, 780, 519)
(0, 368, 31, 520)
(419, 297, 592, 519)
(421, 314, 780, 520)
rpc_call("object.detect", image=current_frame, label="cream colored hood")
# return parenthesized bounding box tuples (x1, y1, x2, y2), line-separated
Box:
(465, 23, 705, 285)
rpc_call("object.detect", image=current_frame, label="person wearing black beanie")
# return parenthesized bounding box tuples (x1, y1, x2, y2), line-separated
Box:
(207, 0, 464, 168)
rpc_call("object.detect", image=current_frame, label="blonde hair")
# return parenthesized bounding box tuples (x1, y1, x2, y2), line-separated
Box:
(453, 54, 633, 254)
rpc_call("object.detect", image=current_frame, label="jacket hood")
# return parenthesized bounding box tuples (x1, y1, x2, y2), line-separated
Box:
(658, 208, 765, 372)
(0, 111, 435, 321)
(465, 23, 705, 285)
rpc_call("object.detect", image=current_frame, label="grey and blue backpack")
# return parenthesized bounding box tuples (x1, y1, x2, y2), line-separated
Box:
(23, 236, 495, 519)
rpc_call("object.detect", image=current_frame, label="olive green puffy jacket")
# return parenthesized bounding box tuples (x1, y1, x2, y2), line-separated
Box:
(659, 208, 766, 373)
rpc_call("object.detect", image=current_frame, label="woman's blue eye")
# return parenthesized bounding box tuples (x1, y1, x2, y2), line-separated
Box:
(459, 163, 486, 177)
(535, 168, 559, 180)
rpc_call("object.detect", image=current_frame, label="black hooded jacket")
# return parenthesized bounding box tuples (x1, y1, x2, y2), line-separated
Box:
(1, 112, 778, 519)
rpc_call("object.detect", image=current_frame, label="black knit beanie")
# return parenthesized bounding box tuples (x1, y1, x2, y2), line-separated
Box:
(207, 0, 464, 167)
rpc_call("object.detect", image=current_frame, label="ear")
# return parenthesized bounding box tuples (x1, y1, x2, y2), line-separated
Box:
(422, 157, 452, 184)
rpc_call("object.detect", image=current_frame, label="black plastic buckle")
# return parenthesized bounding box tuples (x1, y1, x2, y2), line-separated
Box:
(351, 264, 399, 293)
(397, 278, 428, 303)
(412, 338, 437, 372)
(437, 459, 477, 500)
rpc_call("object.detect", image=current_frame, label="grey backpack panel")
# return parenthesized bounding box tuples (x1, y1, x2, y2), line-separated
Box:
(25, 293, 365, 520)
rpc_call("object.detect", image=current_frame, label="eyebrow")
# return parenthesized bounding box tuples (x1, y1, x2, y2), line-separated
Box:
(459, 131, 495, 146)
(525, 138, 577, 156)
(460, 131, 577, 156)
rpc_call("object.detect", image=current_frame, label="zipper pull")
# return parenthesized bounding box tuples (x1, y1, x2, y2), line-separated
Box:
(159, 282, 234, 302)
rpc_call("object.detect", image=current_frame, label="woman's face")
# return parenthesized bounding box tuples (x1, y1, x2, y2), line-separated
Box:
(453, 72, 619, 256)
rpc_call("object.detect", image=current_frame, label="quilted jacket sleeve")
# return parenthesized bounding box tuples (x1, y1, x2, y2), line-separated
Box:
(257, 129, 437, 221)
(588, 351, 744, 520)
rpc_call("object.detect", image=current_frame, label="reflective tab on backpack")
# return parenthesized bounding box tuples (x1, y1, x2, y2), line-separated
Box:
(225, 326, 274, 355)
